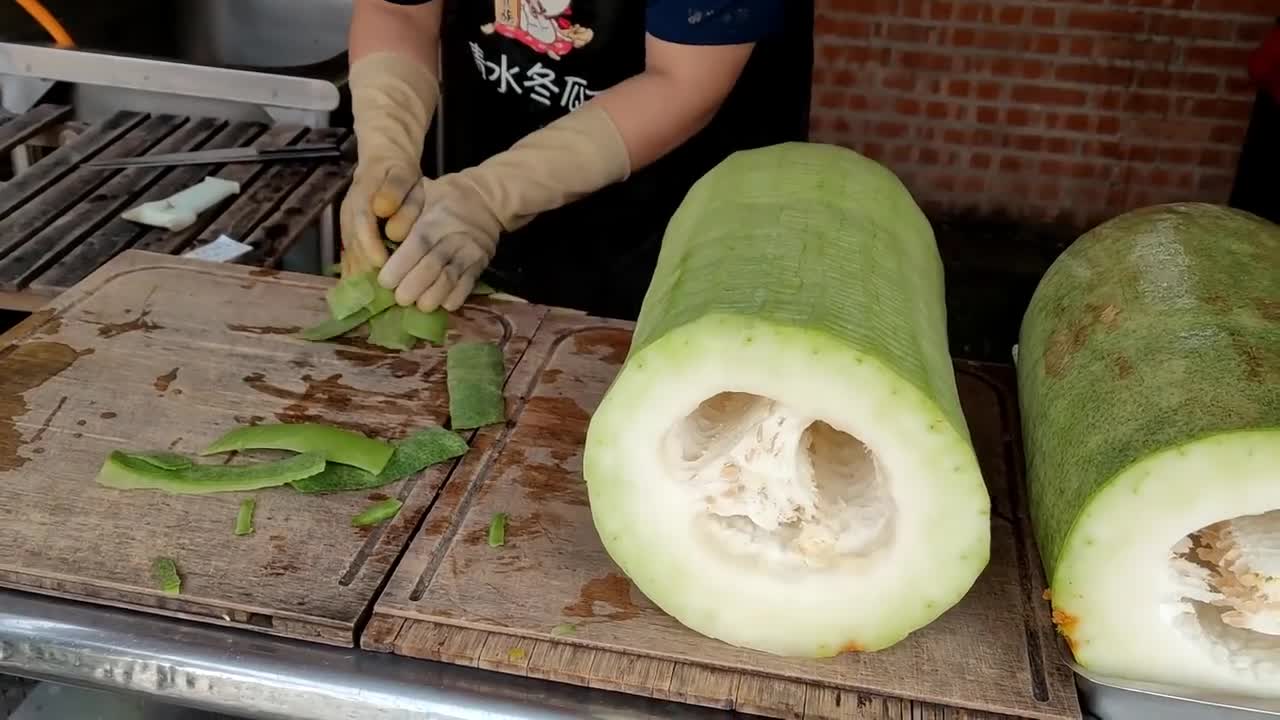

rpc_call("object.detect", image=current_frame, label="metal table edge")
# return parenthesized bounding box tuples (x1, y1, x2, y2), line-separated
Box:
(0, 589, 748, 720)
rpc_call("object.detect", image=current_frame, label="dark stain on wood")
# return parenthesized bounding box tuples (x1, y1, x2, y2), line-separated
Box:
(571, 330, 630, 366)
(0, 343, 94, 471)
(562, 573, 641, 622)
(100, 411, 117, 419)
(367, 492, 390, 502)
(97, 310, 160, 338)
(334, 348, 421, 378)
(233, 415, 266, 426)
(154, 367, 180, 392)
(29, 396, 68, 445)
(227, 324, 301, 336)
(249, 267, 281, 278)
(241, 371, 424, 437)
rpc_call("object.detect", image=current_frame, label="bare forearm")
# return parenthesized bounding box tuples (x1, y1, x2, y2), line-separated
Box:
(593, 35, 755, 171)
(349, 0, 442, 74)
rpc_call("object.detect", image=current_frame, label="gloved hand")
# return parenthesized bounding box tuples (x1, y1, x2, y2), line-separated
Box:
(339, 51, 440, 269)
(378, 102, 632, 311)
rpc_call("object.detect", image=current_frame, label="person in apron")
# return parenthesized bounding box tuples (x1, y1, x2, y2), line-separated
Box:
(340, 0, 813, 320)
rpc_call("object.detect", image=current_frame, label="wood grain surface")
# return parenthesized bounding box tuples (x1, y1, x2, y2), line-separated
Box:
(0, 251, 546, 646)
(366, 310, 1082, 720)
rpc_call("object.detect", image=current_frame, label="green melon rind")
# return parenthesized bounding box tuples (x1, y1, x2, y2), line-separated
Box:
(1015, 203, 1280, 679)
(583, 142, 991, 656)
(1017, 203, 1280, 578)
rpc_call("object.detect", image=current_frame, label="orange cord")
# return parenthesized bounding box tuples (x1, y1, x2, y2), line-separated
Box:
(15, 0, 75, 48)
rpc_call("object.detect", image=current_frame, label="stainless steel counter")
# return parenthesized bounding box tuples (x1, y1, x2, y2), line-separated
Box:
(0, 590, 746, 720)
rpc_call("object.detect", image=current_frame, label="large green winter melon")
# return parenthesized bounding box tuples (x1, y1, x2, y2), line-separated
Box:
(582, 142, 991, 657)
(1017, 202, 1280, 697)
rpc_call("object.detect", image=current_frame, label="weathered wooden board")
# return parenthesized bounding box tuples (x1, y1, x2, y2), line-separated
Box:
(0, 250, 547, 646)
(366, 310, 1081, 720)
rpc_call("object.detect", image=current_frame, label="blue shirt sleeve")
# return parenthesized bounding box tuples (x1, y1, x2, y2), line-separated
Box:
(646, 1, 783, 45)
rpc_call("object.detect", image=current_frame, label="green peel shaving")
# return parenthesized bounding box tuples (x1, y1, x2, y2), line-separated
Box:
(352, 498, 403, 527)
(201, 423, 394, 475)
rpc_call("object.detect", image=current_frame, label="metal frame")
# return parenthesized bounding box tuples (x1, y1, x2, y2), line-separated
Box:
(0, 590, 745, 720)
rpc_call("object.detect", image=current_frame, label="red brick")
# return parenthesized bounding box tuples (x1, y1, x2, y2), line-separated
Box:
(887, 24, 935, 43)
(975, 81, 1004, 100)
(1033, 34, 1062, 54)
(1068, 37, 1095, 55)
(1209, 123, 1247, 145)
(1066, 9, 1146, 34)
(919, 147, 942, 165)
(1012, 135, 1044, 152)
(988, 57, 1050, 80)
(1055, 63, 1136, 86)
(890, 145, 914, 163)
(943, 128, 968, 144)
(1011, 84, 1089, 106)
(846, 93, 871, 110)
(875, 121, 911, 139)
(976, 106, 1000, 123)
(950, 27, 977, 46)
(1185, 44, 1256, 69)
(862, 141, 887, 160)
(895, 97, 922, 115)
(845, 45, 894, 64)
(1095, 115, 1122, 134)
(1174, 72, 1221, 95)
(929, 1, 955, 20)
(1006, 107, 1034, 126)
(832, 68, 857, 87)
(1195, 0, 1276, 15)
(1064, 113, 1092, 132)
(1237, 20, 1272, 45)
(925, 101, 950, 119)
(1092, 37, 1179, 64)
(882, 71, 917, 92)
(897, 50, 955, 71)
(1147, 13, 1236, 41)
(954, 2, 994, 22)
(817, 90, 845, 109)
(900, 0, 926, 18)
(1030, 7, 1057, 26)
(1158, 146, 1197, 165)
(960, 175, 986, 194)
(1045, 136, 1075, 154)
(946, 78, 971, 97)
(970, 152, 993, 170)
(1185, 97, 1255, 120)
(999, 156, 1026, 172)
(997, 6, 1025, 24)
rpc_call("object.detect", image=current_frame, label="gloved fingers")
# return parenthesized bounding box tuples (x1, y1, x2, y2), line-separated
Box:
(385, 180, 426, 244)
(371, 163, 421, 218)
(439, 261, 485, 312)
(393, 247, 449, 307)
(413, 237, 485, 312)
(414, 268, 456, 314)
(340, 175, 391, 267)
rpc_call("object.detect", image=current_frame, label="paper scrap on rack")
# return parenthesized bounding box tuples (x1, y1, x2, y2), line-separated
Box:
(120, 176, 240, 232)
(183, 235, 253, 264)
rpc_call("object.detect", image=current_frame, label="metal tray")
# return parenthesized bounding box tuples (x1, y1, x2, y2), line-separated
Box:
(1058, 633, 1280, 719)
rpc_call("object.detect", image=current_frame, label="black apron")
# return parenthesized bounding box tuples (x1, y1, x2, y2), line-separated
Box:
(435, 1, 813, 320)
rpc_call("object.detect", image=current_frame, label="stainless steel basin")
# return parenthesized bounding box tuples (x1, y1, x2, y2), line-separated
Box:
(0, 0, 353, 125)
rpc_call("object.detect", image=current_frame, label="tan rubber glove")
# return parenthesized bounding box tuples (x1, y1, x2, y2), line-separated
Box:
(340, 51, 440, 269)
(378, 102, 631, 311)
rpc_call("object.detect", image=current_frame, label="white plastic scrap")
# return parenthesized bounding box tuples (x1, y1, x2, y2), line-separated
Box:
(121, 176, 240, 232)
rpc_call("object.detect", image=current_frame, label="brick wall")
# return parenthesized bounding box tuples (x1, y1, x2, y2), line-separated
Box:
(809, 0, 1276, 225)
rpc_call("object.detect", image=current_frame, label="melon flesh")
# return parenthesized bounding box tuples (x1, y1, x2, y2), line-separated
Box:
(1017, 203, 1280, 697)
(582, 142, 991, 657)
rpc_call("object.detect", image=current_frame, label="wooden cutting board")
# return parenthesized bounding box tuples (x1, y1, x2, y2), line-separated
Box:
(0, 250, 546, 646)
(365, 310, 1083, 720)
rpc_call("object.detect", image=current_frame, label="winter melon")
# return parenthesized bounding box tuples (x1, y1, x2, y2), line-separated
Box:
(1017, 203, 1280, 696)
(582, 142, 992, 657)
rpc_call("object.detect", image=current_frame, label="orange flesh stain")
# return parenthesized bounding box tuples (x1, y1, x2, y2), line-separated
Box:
(1042, 589, 1052, 601)
(1051, 607, 1080, 653)
(838, 640, 863, 654)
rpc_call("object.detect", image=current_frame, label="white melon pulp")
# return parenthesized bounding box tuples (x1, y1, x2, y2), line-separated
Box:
(583, 143, 992, 657)
(1052, 432, 1280, 696)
